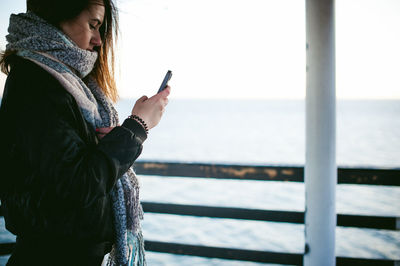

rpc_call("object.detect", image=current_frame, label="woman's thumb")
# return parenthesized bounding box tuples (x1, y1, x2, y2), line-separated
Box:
(137, 95, 148, 102)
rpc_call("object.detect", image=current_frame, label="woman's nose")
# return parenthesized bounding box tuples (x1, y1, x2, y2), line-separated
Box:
(91, 31, 102, 47)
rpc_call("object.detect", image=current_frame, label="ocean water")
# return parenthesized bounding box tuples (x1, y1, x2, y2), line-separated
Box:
(1, 99, 399, 265)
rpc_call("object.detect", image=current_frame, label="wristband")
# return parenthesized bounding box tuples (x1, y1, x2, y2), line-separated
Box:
(128, 115, 149, 134)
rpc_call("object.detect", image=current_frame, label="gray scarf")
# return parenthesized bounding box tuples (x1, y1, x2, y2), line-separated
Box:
(6, 12, 146, 266)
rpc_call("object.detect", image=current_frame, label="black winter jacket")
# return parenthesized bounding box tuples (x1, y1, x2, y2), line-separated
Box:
(0, 56, 147, 265)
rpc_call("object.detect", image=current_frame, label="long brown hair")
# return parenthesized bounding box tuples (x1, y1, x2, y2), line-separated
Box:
(0, 0, 120, 102)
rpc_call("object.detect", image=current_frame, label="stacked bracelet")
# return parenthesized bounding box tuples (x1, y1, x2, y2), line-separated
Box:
(128, 115, 149, 134)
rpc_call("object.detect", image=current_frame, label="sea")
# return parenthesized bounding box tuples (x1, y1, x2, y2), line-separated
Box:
(1, 99, 399, 265)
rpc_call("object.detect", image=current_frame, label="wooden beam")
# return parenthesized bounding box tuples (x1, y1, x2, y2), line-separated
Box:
(144, 240, 304, 265)
(141, 202, 399, 230)
(133, 161, 400, 186)
(0, 242, 14, 256)
(142, 202, 304, 223)
(134, 161, 304, 182)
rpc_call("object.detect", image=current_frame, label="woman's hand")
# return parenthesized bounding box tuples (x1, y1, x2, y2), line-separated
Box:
(130, 86, 170, 130)
(96, 126, 116, 139)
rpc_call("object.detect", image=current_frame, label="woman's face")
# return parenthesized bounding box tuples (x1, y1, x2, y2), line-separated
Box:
(60, 3, 105, 52)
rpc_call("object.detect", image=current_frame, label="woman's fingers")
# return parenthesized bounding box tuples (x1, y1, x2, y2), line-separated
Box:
(96, 127, 115, 139)
(163, 86, 171, 95)
(97, 133, 106, 139)
(160, 86, 171, 98)
(130, 86, 171, 130)
(137, 95, 148, 103)
(152, 86, 170, 101)
(96, 127, 114, 134)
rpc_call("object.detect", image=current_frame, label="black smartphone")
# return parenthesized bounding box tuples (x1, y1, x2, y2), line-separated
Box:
(157, 70, 172, 93)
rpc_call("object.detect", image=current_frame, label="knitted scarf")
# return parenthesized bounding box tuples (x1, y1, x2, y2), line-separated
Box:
(6, 12, 146, 266)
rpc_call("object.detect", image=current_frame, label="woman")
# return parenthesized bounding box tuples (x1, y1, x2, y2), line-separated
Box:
(0, 0, 169, 265)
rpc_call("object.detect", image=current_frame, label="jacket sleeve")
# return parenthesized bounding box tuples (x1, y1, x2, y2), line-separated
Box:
(5, 60, 147, 208)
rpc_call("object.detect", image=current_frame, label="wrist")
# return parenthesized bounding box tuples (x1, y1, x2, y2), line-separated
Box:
(128, 114, 149, 134)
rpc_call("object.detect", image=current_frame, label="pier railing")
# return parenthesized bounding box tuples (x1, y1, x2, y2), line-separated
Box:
(1, 161, 399, 265)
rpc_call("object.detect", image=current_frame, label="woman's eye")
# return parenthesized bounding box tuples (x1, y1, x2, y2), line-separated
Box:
(89, 24, 96, 30)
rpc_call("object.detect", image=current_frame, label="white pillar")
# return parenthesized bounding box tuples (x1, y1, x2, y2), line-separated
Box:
(304, 0, 336, 265)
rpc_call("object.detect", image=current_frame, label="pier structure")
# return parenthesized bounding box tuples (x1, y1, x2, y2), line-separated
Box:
(305, 0, 336, 265)
(1, 162, 399, 265)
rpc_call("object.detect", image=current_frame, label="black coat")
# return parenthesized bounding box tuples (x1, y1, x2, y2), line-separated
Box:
(0, 56, 147, 265)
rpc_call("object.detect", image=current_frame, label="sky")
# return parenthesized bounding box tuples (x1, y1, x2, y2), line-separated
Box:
(0, 0, 399, 100)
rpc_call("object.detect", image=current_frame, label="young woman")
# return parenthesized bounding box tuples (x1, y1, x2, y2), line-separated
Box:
(0, 0, 169, 265)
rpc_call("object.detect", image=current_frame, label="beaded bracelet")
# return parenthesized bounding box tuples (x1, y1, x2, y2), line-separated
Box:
(128, 115, 149, 134)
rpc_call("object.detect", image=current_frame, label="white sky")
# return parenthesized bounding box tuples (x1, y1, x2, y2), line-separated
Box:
(0, 0, 399, 99)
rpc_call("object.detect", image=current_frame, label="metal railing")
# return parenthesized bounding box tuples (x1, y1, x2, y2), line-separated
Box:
(1, 161, 399, 265)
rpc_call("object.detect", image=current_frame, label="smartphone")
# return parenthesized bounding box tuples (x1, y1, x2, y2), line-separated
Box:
(157, 70, 172, 93)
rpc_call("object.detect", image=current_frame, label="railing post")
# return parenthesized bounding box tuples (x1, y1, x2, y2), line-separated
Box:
(305, 0, 336, 265)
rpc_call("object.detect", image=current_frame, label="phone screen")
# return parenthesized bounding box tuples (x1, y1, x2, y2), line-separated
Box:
(158, 70, 172, 93)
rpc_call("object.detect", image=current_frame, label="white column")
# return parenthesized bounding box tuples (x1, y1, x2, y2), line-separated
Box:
(304, 0, 336, 265)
